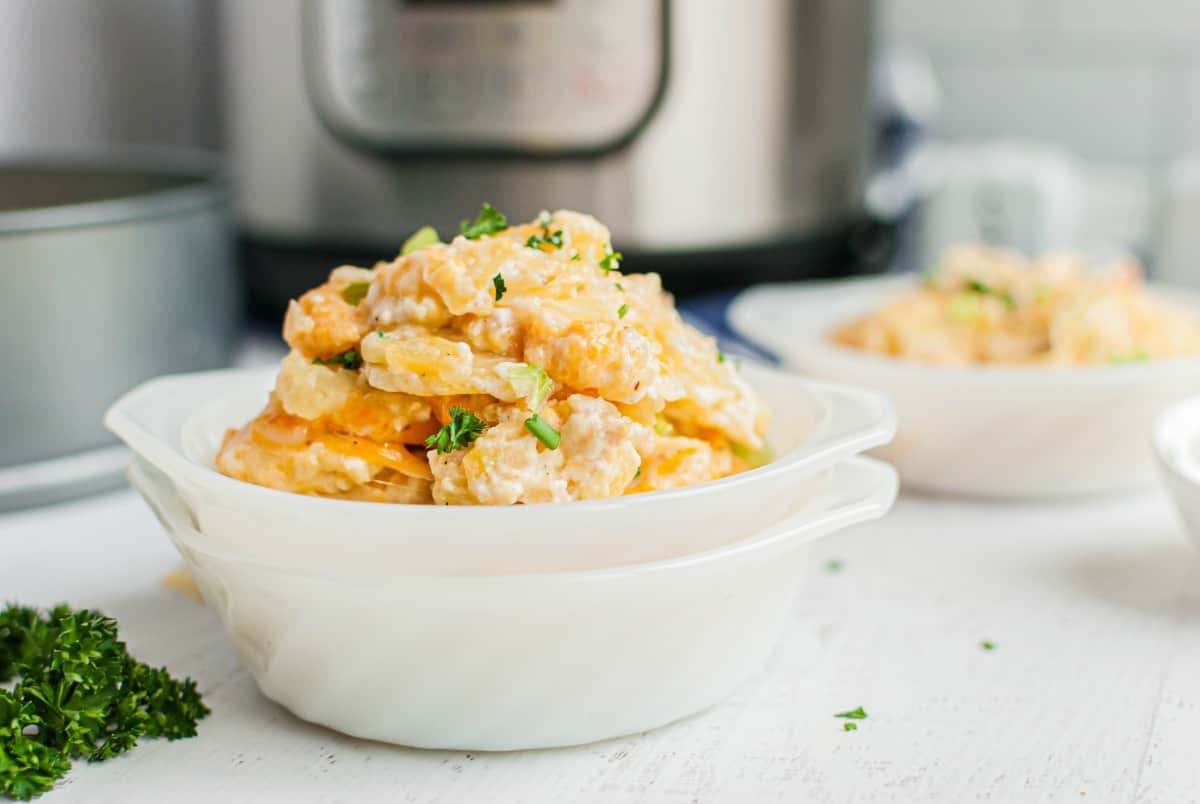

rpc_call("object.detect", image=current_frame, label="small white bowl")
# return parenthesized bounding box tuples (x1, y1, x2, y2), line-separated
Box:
(105, 365, 895, 574)
(730, 276, 1200, 498)
(127, 456, 896, 750)
(1154, 395, 1200, 550)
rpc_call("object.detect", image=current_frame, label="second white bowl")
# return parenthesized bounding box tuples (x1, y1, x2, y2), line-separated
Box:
(129, 456, 896, 750)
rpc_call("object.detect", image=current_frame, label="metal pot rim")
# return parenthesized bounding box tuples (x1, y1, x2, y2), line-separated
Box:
(0, 147, 231, 234)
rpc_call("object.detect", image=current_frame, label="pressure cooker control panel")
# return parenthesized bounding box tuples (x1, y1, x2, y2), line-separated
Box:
(305, 0, 668, 157)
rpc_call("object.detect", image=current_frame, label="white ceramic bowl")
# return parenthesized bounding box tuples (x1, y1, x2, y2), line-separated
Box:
(1154, 394, 1200, 550)
(730, 276, 1200, 498)
(105, 365, 895, 574)
(127, 456, 896, 750)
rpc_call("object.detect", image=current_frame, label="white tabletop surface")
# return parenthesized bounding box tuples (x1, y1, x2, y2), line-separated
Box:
(2, 482, 1198, 804)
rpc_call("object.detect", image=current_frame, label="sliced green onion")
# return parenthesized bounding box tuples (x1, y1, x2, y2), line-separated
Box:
(401, 225, 440, 255)
(504, 363, 553, 410)
(341, 281, 370, 305)
(524, 415, 561, 449)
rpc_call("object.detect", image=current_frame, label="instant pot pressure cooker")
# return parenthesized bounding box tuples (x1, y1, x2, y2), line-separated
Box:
(221, 0, 881, 315)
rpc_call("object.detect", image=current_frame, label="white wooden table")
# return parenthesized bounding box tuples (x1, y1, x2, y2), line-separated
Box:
(2, 483, 1198, 803)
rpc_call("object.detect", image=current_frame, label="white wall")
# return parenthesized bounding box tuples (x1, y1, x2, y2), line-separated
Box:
(881, 0, 1199, 165)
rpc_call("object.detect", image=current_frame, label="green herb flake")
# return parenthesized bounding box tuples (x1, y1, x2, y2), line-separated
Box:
(834, 707, 868, 720)
(460, 203, 508, 239)
(312, 350, 363, 371)
(634, 465, 642, 479)
(340, 281, 370, 306)
(843, 722, 858, 732)
(618, 303, 630, 319)
(980, 640, 996, 651)
(377, 330, 386, 338)
(525, 230, 564, 251)
(571, 253, 582, 261)
(400, 225, 441, 255)
(424, 407, 487, 454)
(493, 273, 507, 302)
(0, 603, 209, 800)
(967, 277, 1016, 308)
(825, 560, 844, 573)
(717, 352, 726, 363)
(615, 282, 625, 291)
(1110, 349, 1149, 364)
(599, 250, 623, 273)
(524, 415, 561, 449)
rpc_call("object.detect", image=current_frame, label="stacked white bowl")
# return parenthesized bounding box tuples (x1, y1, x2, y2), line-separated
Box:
(107, 364, 897, 750)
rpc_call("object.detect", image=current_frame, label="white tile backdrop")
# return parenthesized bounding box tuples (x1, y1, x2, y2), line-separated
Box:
(880, 0, 1199, 164)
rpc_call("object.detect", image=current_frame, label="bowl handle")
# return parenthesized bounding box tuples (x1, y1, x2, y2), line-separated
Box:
(803, 382, 898, 461)
(750, 457, 899, 548)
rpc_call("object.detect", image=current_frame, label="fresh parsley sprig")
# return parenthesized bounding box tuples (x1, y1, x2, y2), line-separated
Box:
(425, 407, 487, 454)
(0, 604, 209, 800)
(460, 203, 508, 239)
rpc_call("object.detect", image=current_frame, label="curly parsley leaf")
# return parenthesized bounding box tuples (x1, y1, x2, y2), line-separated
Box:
(460, 203, 508, 239)
(312, 350, 363, 371)
(493, 273, 507, 302)
(0, 604, 208, 800)
(425, 407, 487, 454)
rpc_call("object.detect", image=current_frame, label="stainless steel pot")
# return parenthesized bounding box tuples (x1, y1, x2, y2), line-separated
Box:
(0, 151, 239, 509)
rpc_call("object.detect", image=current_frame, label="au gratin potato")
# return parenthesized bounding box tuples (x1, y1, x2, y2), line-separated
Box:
(217, 206, 769, 504)
(834, 244, 1200, 365)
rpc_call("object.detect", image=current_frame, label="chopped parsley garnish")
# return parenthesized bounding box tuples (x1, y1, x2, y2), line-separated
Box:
(0, 604, 209, 800)
(615, 282, 624, 291)
(825, 560, 844, 573)
(618, 303, 629, 319)
(425, 407, 486, 454)
(460, 203, 508, 239)
(967, 278, 1016, 308)
(524, 415, 561, 449)
(634, 465, 642, 478)
(493, 273, 507, 302)
(341, 281, 370, 306)
(525, 212, 564, 252)
(717, 352, 725, 363)
(571, 253, 582, 261)
(400, 225, 440, 255)
(834, 707, 868, 720)
(599, 250, 623, 273)
(980, 640, 996, 651)
(843, 722, 858, 732)
(312, 350, 363, 371)
(525, 230, 564, 251)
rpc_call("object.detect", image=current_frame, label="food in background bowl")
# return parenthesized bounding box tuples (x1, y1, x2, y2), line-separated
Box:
(833, 244, 1200, 365)
(728, 269, 1200, 498)
(217, 206, 768, 505)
